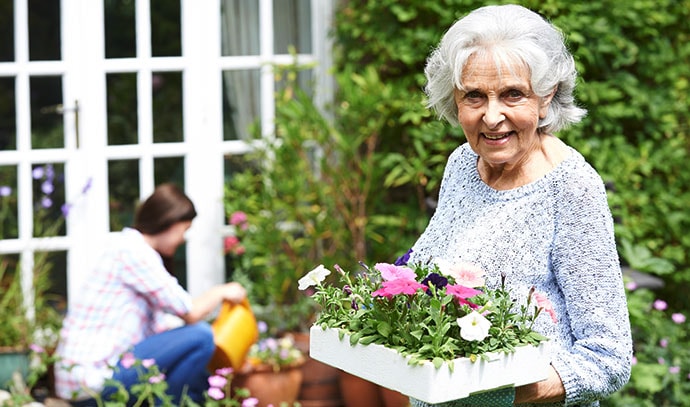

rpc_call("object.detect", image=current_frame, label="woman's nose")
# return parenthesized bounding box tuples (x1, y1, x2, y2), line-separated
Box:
(482, 99, 506, 128)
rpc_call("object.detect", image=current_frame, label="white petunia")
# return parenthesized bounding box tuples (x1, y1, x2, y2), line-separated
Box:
(298, 264, 331, 290)
(457, 311, 491, 341)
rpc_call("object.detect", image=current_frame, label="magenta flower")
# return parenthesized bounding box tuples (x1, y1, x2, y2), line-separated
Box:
(374, 263, 416, 282)
(659, 338, 669, 348)
(215, 367, 233, 376)
(445, 284, 482, 308)
(625, 281, 637, 291)
(672, 313, 686, 324)
(142, 358, 156, 368)
(229, 211, 249, 229)
(372, 279, 426, 298)
(120, 352, 136, 369)
(653, 299, 668, 311)
(669, 366, 680, 374)
(242, 398, 259, 407)
(208, 387, 225, 400)
(208, 374, 228, 388)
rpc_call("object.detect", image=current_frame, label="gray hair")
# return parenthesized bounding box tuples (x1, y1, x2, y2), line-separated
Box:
(424, 4, 586, 133)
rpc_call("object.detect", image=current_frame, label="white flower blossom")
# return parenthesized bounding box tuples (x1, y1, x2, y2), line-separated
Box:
(298, 264, 331, 290)
(457, 311, 491, 341)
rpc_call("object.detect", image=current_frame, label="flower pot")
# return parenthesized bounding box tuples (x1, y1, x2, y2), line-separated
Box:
(291, 331, 344, 407)
(0, 348, 29, 390)
(233, 363, 304, 407)
(338, 371, 409, 407)
(309, 326, 551, 404)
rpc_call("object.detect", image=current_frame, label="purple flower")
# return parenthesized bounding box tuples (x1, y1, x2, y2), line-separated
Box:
(394, 249, 413, 266)
(41, 180, 54, 195)
(61, 203, 72, 217)
(208, 374, 227, 388)
(653, 299, 668, 311)
(421, 273, 448, 294)
(41, 196, 52, 208)
(672, 313, 686, 324)
(82, 177, 93, 194)
(0, 185, 11, 197)
(257, 320, 268, 334)
(32, 166, 45, 179)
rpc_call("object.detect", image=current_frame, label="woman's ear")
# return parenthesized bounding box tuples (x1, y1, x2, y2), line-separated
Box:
(539, 86, 558, 119)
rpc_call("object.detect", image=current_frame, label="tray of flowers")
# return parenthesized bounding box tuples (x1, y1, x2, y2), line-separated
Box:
(299, 251, 555, 404)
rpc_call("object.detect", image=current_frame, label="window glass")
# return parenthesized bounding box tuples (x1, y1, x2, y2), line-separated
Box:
(153, 72, 183, 143)
(273, 0, 312, 54)
(31, 76, 64, 149)
(221, 0, 260, 56)
(29, 0, 61, 61)
(107, 73, 138, 146)
(0, 1, 14, 61)
(0, 166, 18, 239)
(108, 159, 139, 231)
(104, 0, 136, 59)
(0, 77, 16, 150)
(151, 0, 182, 57)
(222, 69, 260, 141)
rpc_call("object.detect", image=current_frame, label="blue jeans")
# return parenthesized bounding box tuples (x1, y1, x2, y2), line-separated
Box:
(102, 322, 215, 405)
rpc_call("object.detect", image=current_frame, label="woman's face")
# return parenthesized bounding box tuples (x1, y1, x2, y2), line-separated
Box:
(453, 54, 553, 169)
(157, 220, 192, 257)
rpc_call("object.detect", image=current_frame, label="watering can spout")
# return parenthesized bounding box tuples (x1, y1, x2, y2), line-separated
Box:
(208, 299, 259, 371)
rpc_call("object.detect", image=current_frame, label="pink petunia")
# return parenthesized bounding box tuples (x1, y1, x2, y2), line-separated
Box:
(215, 367, 233, 376)
(208, 387, 225, 400)
(229, 211, 249, 229)
(374, 263, 416, 282)
(532, 291, 558, 324)
(148, 373, 165, 384)
(445, 284, 482, 308)
(653, 299, 668, 311)
(208, 375, 228, 388)
(672, 313, 686, 324)
(142, 358, 156, 368)
(120, 352, 136, 369)
(372, 279, 426, 298)
(242, 398, 259, 407)
(435, 260, 486, 288)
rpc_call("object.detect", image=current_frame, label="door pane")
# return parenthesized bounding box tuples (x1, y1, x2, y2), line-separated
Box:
(29, 0, 61, 61)
(222, 69, 260, 141)
(31, 76, 64, 149)
(273, 0, 312, 54)
(105, 0, 136, 59)
(151, 0, 181, 57)
(154, 156, 184, 187)
(108, 159, 139, 231)
(221, 0, 260, 57)
(32, 163, 66, 238)
(107, 73, 138, 146)
(0, 166, 18, 239)
(0, 2, 13, 61)
(153, 72, 183, 143)
(0, 77, 16, 150)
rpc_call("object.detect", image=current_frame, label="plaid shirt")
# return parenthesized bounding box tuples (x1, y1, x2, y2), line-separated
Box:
(54, 228, 193, 400)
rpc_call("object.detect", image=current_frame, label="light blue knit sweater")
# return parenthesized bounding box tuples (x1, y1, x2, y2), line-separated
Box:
(409, 143, 632, 407)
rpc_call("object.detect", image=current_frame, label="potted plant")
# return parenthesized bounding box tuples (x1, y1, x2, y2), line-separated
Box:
(300, 254, 555, 404)
(230, 321, 305, 407)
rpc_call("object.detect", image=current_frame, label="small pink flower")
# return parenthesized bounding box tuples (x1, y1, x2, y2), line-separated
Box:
(229, 211, 248, 229)
(660, 338, 669, 348)
(445, 284, 482, 308)
(435, 260, 486, 288)
(625, 281, 637, 291)
(653, 299, 668, 311)
(372, 279, 425, 298)
(374, 263, 416, 282)
(120, 352, 136, 369)
(672, 313, 686, 324)
(29, 344, 45, 353)
(631, 355, 637, 365)
(208, 375, 227, 388)
(658, 357, 666, 364)
(242, 398, 259, 407)
(669, 366, 680, 374)
(142, 358, 156, 368)
(208, 387, 225, 400)
(148, 373, 165, 384)
(532, 291, 558, 324)
(215, 367, 233, 376)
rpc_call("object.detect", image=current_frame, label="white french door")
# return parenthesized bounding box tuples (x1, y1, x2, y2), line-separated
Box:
(0, 0, 333, 307)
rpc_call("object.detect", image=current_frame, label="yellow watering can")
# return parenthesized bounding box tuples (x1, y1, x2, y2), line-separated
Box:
(208, 299, 259, 371)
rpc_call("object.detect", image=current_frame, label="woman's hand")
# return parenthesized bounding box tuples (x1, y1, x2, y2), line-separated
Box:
(220, 282, 247, 303)
(514, 365, 565, 404)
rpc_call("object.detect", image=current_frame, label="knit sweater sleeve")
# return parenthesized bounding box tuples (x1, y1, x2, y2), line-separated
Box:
(549, 167, 632, 405)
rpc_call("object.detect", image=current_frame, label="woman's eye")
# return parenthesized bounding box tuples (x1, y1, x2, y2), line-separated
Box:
(464, 91, 483, 100)
(504, 90, 525, 101)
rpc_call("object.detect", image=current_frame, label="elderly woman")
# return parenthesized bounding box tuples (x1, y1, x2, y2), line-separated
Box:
(409, 5, 632, 407)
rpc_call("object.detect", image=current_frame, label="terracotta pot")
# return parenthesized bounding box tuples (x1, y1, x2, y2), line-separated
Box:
(338, 371, 409, 407)
(291, 332, 343, 406)
(233, 364, 304, 407)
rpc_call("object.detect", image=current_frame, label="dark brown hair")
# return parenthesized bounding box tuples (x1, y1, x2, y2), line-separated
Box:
(133, 183, 197, 235)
